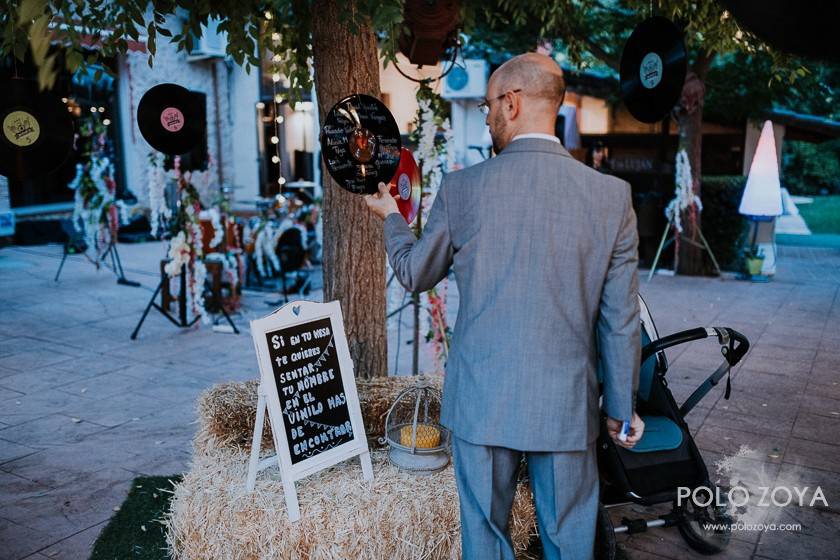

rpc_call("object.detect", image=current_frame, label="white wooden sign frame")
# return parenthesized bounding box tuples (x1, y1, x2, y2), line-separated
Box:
(246, 300, 373, 521)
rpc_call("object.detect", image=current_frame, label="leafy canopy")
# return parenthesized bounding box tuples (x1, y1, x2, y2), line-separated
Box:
(1, 0, 807, 101)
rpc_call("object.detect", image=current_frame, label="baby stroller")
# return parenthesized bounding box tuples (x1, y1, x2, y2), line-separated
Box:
(596, 295, 750, 559)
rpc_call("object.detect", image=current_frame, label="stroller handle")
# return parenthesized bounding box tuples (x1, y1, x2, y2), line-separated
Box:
(641, 327, 750, 417)
(641, 327, 750, 367)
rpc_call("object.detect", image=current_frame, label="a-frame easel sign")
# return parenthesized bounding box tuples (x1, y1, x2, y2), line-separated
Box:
(246, 300, 373, 521)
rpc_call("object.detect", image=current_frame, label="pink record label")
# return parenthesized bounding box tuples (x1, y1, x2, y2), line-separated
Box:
(160, 107, 185, 132)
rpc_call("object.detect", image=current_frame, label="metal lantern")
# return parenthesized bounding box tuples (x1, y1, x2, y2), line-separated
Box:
(381, 376, 451, 474)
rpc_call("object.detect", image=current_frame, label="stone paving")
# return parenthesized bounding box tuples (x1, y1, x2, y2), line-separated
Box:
(0, 240, 839, 559)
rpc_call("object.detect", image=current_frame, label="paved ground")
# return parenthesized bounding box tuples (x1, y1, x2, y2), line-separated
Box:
(0, 240, 838, 559)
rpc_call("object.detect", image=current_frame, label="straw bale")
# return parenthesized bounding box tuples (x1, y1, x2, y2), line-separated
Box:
(166, 432, 537, 560)
(197, 375, 444, 453)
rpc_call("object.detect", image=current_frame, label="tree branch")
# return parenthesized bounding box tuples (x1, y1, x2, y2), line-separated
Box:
(581, 36, 621, 71)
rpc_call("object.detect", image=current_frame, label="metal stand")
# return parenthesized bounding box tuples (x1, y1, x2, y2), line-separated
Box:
(647, 216, 721, 282)
(131, 264, 200, 339)
(55, 240, 141, 287)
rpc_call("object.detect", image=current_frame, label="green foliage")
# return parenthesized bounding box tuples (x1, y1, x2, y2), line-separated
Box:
(699, 175, 748, 271)
(0, 0, 816, 113)
(797, 195, 840, 235)
(704, 53, 839, 126)
(782, 139, 840, 196)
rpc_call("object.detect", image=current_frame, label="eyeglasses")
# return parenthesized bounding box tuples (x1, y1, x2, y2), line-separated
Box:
(477, 89, 522, 115)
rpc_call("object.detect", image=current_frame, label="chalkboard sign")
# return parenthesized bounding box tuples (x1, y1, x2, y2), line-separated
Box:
(265, 317, 355, 464)
(247, 300, 372, 521)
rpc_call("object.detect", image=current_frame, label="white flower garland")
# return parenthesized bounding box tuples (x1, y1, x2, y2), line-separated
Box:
(207, 207, 224, 248)
(665, 149, 703, 233)
(147, 152, 171, 237)
(413, 89, 453, 373)
(415, 99, 453, 220)
(69, 156, 123, 255)
(164, 230, 190, 276)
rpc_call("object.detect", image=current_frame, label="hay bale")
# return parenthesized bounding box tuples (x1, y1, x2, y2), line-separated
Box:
(197, 376, 444, 453)
(166, 432, 537, 560)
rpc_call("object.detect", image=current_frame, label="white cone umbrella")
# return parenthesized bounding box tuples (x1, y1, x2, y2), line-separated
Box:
(739, 120, 783, 217)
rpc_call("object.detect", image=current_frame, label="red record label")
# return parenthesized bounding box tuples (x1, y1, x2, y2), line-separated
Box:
(389, 147, 421, 224)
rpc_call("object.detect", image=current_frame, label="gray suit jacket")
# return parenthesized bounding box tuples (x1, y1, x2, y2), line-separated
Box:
(384, 138, 640, 451)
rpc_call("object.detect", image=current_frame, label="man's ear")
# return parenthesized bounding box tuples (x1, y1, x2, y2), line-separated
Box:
(506, 92, 521, 120)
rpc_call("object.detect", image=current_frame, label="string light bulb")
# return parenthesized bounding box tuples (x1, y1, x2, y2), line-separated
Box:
(266, 14, 286, 196)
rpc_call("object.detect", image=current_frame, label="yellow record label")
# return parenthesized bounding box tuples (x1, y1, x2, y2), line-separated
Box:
(3, 110, 41, 147)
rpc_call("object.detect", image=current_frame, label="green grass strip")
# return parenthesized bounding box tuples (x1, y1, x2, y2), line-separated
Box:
(89, 475, 181, 560)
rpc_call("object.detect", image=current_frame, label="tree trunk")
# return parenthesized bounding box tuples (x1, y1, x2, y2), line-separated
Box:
(675, 54, 713, 275)
(311, 0, 387, 378)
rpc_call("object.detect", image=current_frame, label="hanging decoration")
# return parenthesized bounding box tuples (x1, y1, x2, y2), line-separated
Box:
(664, 149, 703, 234)
(68, 114, 127, 265)
(647, 148, 720, 280)
(411, 82, 453, 372)
(163, 156, 208, 320)
(146, 151, 171, 238)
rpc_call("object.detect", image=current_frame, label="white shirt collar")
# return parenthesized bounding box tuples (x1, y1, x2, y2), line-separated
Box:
(511, 133, 561, 144)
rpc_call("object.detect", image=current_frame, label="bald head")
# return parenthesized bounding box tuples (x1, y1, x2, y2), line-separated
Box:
(491, 53, 565, 110)
(484, 53, 566, 153)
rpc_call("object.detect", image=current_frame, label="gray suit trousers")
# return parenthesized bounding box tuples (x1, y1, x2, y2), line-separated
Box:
(453, 436, 598, 560)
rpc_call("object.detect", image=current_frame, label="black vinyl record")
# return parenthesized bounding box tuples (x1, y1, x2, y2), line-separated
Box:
(137, 83, 203, 155)
(0, 78, 74, 181)
(620, 16, 687, 124)
(320, 94, 401, 195)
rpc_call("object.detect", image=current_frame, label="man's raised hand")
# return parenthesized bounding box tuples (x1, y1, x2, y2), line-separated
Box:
(364, 182, 399, 220)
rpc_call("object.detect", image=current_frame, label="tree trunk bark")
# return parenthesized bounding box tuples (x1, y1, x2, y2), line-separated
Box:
(675, 54, 713, 275)
(311, 0, 387, 378)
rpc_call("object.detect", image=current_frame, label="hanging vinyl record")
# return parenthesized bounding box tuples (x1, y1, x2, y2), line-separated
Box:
(0, 78, 74, 181)
(619, 16, 687, 124)
(320, 94, 401, 195)
(137, 83, 203, 155)
(389, 147, 421, 224)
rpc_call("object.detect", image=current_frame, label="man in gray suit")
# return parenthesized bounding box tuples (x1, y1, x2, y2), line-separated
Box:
(366, 53, 644, 560)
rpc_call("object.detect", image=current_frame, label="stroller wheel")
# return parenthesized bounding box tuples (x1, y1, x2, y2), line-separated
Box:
(674, 491, 732, 555)
(594, 503, 616, 560)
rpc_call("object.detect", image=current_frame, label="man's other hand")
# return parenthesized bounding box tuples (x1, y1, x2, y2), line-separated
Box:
(364, 182, 400, 220)
(606, 412, 645, 449)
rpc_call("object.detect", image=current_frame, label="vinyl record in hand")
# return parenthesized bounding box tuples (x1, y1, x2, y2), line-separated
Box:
(320, 94, 401, 195)
(389, 148, 421, 224)
(0, 78, 74, 181)
(137, 83, 202, 155)
(619, 16, 687, 124)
